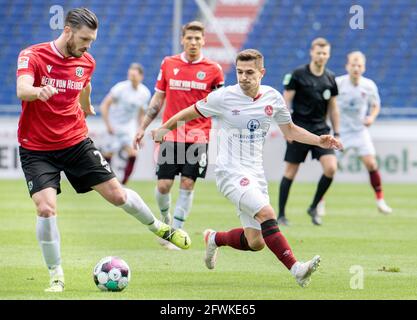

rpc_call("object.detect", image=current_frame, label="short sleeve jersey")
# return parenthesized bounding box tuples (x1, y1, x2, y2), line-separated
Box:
(195, 84, 291, 174)
(283, 64, 338, 133)
(336, 74, 381, 133)
(16, 41, 95, 151)
(108, 80, 151, 129)
(155, 52, 224, 143)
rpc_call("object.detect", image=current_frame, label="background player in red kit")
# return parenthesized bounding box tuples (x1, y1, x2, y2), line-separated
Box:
(134, 21, 224, 249)
(16, 7, 190, 292)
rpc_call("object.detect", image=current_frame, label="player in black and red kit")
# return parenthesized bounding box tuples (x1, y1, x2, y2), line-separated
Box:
(16, 8, 190, 292)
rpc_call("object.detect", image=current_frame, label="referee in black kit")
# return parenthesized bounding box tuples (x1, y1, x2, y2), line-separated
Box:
(278, 37, 340, 226)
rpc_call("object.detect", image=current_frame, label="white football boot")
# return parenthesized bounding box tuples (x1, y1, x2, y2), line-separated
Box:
(44, 266, 65, 292)
(377, 199, 392, 214)
(203, 229, 218, 270)
(291, 255, 321, 288)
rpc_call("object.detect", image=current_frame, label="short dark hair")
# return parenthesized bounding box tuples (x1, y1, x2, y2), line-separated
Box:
(65, 7, 98, 30)
(235, 49, 264, 69)
(182, 21, 205, 36)
(129, 62, 144, 75)
(311, 37, 330, 49)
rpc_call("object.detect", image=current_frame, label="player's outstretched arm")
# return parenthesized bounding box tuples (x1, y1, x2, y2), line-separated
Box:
(152, 105, 201, 143)
(99, 93, 114, 134)
(279, 122, 343, 150)
(79, 83, 96, 116)
(328, 97, 340, 135)
(17, 75, 58, 102)
(133, 91, 165, 149)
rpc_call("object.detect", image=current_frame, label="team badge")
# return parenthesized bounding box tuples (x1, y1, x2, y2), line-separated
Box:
(322, 89, 331, 100)
(240, 177, 250, 186)
(247, 119, 260, 132)
(265, 105, 273, 116)
(283, 73, 292, 85)
(17, 56, 29, 70)
(75, 67, 84, 77)
(196, 71, 206, 80)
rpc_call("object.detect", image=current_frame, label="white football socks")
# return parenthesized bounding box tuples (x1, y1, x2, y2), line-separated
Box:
(119, 188, 161, 232)
(155, 188, 171, 218)
(36, 216, 62, 273)
(172, 189, 194, 229)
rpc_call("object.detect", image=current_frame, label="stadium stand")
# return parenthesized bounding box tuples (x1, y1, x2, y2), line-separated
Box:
(1, 0, 416, 117)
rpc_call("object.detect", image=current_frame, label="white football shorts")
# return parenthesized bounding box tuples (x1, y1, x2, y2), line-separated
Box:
(339, 129, 376, 157)
(215, 170, 270, 230)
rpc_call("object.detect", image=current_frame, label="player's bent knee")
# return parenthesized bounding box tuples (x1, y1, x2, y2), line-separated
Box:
(180, 178, 195, 190)
(324, 166, 337, 177)
(255, 205, 276, 223)
(248, 239, 265, 251)
(109, 189, 127, 206)
(157, 184, 172, 194)
(36, 203, 56, 217)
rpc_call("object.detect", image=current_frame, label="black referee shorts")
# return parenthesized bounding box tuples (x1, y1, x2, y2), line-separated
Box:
(19, 138, 116, 197)
(156, 141, 208, 181)
(284, 140, 335, 163)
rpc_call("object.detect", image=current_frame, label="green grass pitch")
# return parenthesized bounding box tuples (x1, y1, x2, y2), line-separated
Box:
(0, 179, 416, 300)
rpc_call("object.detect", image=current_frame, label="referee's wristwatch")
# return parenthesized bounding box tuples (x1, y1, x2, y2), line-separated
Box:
(333, 132, 340, 138)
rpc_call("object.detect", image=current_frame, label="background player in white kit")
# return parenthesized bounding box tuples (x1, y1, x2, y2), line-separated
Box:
(151, 49, 342, 287)
(336, 51, 392, 214)
(100, 63, 151, 185)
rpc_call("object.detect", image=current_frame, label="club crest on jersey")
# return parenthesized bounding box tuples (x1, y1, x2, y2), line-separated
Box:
(247, 119, 260, 132)
(322, 89, 331, 100)
(264, 105, 273, 116)
(240, 177, 250, 187)
(75, 67, 84, 77)
(17, 56, 29, 70)
(196, 71, 206, 80)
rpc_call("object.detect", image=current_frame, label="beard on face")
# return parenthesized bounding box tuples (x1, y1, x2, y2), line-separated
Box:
(66, 36, 85, 58)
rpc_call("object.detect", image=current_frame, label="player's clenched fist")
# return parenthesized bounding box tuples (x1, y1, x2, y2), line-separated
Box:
(151, 128, 167, 143)
(318, 135, 343, 150)
(37, 85, 58, 102)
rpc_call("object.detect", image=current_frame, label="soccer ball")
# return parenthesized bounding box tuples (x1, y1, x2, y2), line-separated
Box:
(93, 256, 131, 292)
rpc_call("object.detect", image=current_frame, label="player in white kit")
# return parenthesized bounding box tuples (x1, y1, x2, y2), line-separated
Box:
(100, 63, 151, 185)
(151, 49, 342, 287)
(336, 51, 392, 214)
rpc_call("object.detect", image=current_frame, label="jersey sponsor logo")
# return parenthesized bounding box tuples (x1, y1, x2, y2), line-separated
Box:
(264, 105, 273, 116)
(41, 76, 83, 91)
(75, 67, 84, 78)
(169, 79, 207, 91)
(196, 71, 206, 80)
(47, 65, 53, 73)
(173, 68, 180, 75)
(232, 109, 240, 116)
(247, 119, 261, 132)
(240, 177, 250, 187)
(283, 73, 292, 86)
(323, 89, 331, 100)
(17, 56, 29, 69)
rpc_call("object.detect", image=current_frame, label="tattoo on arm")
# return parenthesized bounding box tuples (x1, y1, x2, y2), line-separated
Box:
(145, 103, 161, 120)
